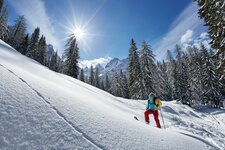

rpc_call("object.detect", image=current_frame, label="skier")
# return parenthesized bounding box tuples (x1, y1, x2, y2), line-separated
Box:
(144, 92, 162, 128)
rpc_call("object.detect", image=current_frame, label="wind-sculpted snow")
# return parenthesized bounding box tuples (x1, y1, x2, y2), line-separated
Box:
(1, 40, 224, 149)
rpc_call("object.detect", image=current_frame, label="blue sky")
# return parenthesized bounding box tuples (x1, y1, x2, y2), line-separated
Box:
(5, 0, 208, 66)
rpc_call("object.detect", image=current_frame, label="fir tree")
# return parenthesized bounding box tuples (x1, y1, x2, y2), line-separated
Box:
(156, 61, 173, 100)
(0, 0, 8, 41)
(128, 38, 145, 99)
(58, 59, 66, 74)
(100, 81, 105, 90)
(89, 65, 94, 85)
(173, 45, 183, 100)
(26, 27, 40, 60)
(139, 40, 155, 98)
(173, 45, 192, 105)
(119, 69, 129, 98)
(64, 34, 80, 78)
(199, 44, 223, 107)
(94, 66, 100, 88)
(166, 50, 176, 99)
(37, 35, 47, 65)
(105, 73, 110, 91)
(79, 68, 85, 82)
(109, 72, 120, 96)
(7, 16, 26, 51)
(180, 53, 192, 106)
(186, 46, 202, 105)
(0, 0, 3, 12)
(19, 34, 29, 55)
(49, 51, 58, 72)
(195, 0, 225, 80)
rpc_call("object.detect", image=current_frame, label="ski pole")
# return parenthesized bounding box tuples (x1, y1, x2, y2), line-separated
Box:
(159, 106, 166, 129)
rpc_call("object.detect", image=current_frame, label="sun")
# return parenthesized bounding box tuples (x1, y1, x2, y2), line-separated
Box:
(74, 28, 84, 39)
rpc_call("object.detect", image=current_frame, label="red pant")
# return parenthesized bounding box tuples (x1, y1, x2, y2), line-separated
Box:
(144, 109, 161, 128)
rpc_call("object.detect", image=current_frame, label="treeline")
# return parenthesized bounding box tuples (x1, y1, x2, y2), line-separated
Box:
(78, 39, 224, 109)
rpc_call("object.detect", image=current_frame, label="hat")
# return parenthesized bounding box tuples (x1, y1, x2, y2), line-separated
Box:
(149, 92, 155, 97)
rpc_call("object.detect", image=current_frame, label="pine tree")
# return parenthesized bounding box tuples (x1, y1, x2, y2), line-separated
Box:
(0, 0, 3, 12)
(79, 68, 85, 82)
(64, 34, 80, 78)
(173, 45, 192, 105)
(156, 61, 173, 100)
(186, 46, 202, 105)
(105, 73, 110, 91)
(19, 34, 29, 55)
(128, 38, 145, 99)
(100, 81, 105, 90)
(173, 45, 183, 101)
(7, 16, 27, 51)
(37, 35, 47, 65)
(109, 70, 128, 98)
(195, 0, 225, 80)
(166, 50, 176, 99)
(139, 40, 155, 98)
(58, 59, 66, 74)
(109, 72, 120, 96)
(89, 65, 94, 85)
(0, 0, 8, 41)
(49, 51, 58, 72)
(180, 53, 192, 105)
(26, 27, 40, 60)
(119, 69, 129, 98)
(94, 66, 100, 88)
(199, 44, 223, 107)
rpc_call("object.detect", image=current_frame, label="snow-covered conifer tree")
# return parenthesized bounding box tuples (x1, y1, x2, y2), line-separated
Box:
(49, 51, 59, 72)
(195, 0, 225, 80)
(7, 16, 26, 52)
(19, 34, 29, 55)
(94, 66, 100, 88)
(37, 35, 47, 65)
(199, 44, 223, 107)
(128, 38, 145, 99)
(89, 65, 94, 85)
(156, 61, 173, 100)
(26, 27, 40, 60)
(105, 73, 110, 91)
(64, 34, 80, 78)
(139, 40, 155, 98)
(166, 50, 176, 99)
(0, 0, 8, 41)
(79, 68, 85, 82)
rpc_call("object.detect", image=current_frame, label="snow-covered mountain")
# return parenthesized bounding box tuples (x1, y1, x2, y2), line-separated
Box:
(83, 57, 129, 79)
(104, 58, 129, 78)
(1, 40, 225, 150)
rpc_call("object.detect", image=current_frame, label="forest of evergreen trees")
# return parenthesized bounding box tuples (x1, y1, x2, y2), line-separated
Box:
(0, 0, 224, 108)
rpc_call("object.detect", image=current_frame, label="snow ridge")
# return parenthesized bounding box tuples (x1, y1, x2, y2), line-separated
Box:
(0, 64, 104, 150)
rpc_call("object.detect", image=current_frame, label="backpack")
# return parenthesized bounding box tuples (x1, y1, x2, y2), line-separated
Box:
(147, 97, 156, 110)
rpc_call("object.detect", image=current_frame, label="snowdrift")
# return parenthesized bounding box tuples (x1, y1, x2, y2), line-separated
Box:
(0, 40, 224, 149)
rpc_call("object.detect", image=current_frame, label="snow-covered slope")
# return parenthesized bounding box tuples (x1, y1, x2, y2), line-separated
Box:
(0, 40, 224, 150)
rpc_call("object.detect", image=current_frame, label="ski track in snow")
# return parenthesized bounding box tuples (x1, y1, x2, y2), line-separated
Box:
(0, 64, 104, 150)
(178, 132, 217, 149)
(160, 104, 225, 149)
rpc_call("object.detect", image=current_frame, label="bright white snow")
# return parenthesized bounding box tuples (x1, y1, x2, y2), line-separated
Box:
(0, 40, 225, 150)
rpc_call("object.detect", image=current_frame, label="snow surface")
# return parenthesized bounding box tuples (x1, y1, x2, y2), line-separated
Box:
(0, 40, 225, 150)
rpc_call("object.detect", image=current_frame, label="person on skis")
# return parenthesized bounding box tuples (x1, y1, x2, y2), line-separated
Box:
(144, 92, 162, 128)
